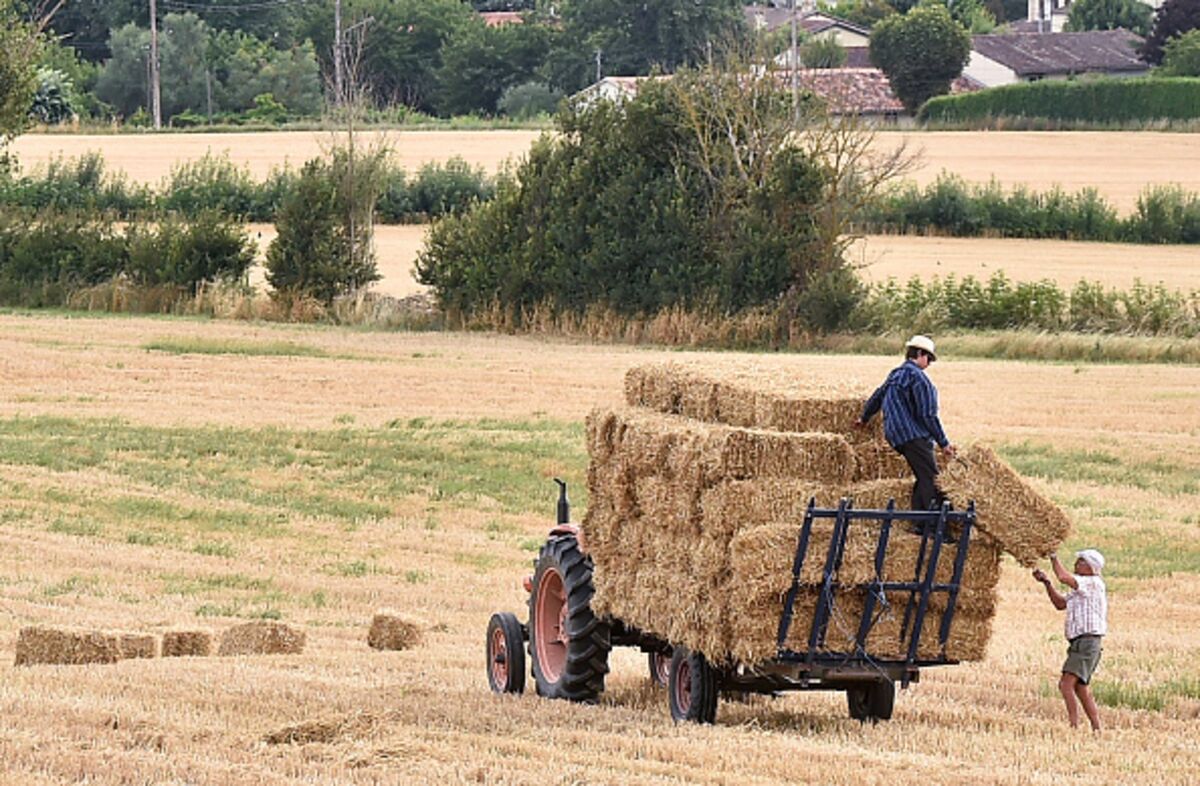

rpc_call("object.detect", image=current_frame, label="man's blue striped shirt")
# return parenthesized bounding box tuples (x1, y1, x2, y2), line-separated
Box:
(861, 360, 949, 450)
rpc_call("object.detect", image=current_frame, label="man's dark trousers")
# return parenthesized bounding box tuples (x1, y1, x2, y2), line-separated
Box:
(897, 438, 940, 511)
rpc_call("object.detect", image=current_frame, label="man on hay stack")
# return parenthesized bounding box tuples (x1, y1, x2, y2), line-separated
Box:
(856, 335, 957, 513)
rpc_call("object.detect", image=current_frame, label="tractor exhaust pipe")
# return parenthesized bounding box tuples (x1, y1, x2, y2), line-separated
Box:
(554, 478, 570, 525)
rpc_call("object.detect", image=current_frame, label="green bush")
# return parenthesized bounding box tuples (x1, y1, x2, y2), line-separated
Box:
(851, 272, 1198, 336)
(409, 158, 494, 219)
(861, 173, 1200, 243)
(158, 153, 263, 220)
(125, 211, 256, 291)
(0, 153, 150, 214)
(0, 209, 127, 305)
(497, 82, 563, 118)
(919, 77, 1200, 124)
(266, 155, 382, 304)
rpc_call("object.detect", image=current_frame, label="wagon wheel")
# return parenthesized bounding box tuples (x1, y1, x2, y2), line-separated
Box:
(847, 679, 895, 722)
(486, 612, 526, 694)
(528, 535, 611, 702)
(668, 647, 719, 724)
(648, 649, 672, 687)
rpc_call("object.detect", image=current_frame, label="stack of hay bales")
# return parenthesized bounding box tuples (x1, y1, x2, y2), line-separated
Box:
(14, 627, 124, 666)
(582, 361, 1071, 667)
(161, 629, 215, 658)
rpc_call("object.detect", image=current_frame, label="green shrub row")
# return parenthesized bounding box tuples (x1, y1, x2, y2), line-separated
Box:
(848, 272, 1200, 337)
(0, 208, 255, 307)
(862, 174, 1200, 243)
(918, 77, 1200, 124)
(0, 152, 493, 224)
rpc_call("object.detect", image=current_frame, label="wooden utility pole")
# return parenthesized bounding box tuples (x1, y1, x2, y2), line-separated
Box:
(791, 0, 799, 124)
(334, 0, 344, 105)
(149, 0, 161, 129)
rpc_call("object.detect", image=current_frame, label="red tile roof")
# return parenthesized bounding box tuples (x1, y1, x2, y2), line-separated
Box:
(480, 11, 524, 27)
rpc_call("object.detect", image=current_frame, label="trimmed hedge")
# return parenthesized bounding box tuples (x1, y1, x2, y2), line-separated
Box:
(919, 77, 1200, 124)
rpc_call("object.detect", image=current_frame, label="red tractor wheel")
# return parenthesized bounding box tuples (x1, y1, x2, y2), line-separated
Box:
(486, 612, 526, 694)
(648, 650, 671, 687)
(528, 535, 610, 701)
(668, 647, 718, 724)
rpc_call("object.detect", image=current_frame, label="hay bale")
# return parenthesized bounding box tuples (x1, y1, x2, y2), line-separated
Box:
(161, 629, 215, 658)
(624, 362, 880, 441)
(116, 633, 158, 660)
(367, 612, 423, 651)
(14, 626, 121, 666)
(217, 621, 306, 656)
(941, 445, 1072, 567)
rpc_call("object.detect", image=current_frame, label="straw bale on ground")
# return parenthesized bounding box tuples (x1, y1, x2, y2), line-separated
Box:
(161, 629, 215, 657)
(367, 612, 424, 651)
(116, 633, 158, 660)
(217, 621, 306, 656)
(14, 626, 122, 666)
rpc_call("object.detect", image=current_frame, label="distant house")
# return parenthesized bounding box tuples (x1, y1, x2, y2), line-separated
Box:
(966, 30, 1149, 87)
(572, 70, 982, 124)
(480, 11, 524, 27)
(745, 6, 872, 47)
(791, 68, 984, 124)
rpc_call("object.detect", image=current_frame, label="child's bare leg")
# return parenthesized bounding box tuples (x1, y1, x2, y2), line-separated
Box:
(1059, 673, 1081, 727)
(1075, 682, 1102, 731)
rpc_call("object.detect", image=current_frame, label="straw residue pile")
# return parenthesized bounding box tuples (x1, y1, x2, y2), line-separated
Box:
(367, 612, 423, 651)
(580, 362, 1072, 666)
(217, 621, 306, 656)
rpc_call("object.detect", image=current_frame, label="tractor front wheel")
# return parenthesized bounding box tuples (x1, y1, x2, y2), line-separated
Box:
(486, 612, 526, 694)
(847, 679, 895, 722)
(668, 647, 718, 724)
(528, 535, 611, 701)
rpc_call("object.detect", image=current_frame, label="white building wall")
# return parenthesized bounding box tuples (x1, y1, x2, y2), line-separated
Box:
(963, 52, 1020, 88)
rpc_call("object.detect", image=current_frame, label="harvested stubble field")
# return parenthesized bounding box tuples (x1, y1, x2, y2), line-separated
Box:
(14, 131, 1200, 211)
(237, 225, 1200, 304)
(0, 312, 1198, 784)
(849, 234, 1200, 291)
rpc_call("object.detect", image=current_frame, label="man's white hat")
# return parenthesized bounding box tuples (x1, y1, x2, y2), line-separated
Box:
(906, 334, 937, 361)
(1076, 549, 1105, 574)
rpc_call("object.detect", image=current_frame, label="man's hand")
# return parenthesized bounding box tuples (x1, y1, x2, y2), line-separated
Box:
(942, 443, 957, 460)
(1032, 568, 1050, 585)
(852, 419, 869, 432)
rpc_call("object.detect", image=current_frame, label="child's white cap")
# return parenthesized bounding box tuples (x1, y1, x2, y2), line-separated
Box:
(1075, 549, 1105, 574)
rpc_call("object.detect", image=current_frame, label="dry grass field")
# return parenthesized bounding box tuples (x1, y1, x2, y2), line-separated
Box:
(0, 311, 1198, 784)
(14, 131, 1200, 211)
(849, 235, 1200, 291)
(237, 225, 1200, 302)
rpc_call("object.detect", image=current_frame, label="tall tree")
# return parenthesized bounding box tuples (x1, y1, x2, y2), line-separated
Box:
(1160, 28, 1200, 74)
(436, 16, 551, 115)
(301, 0, 474, 112)
(1065, 0, 1153, 36)
(0, 0, 41, 145)
(870, 5, 970, 113)
(548, 0, 744, 93)
(1140, 0, 1200, 63)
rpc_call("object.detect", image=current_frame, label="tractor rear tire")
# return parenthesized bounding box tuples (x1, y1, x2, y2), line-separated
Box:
(668, 647, 719, 724)
(486, 612, 526, 694)
(528, 535, 611, 702)
(847, 679, 895, 722)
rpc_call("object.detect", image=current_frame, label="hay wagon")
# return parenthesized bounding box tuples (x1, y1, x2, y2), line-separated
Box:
(486, 480, 978, 724)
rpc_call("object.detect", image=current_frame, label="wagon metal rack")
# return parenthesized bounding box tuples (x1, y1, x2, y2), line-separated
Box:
(486, 481, 978, 725)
